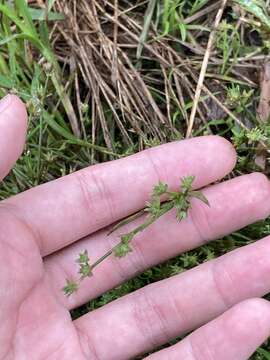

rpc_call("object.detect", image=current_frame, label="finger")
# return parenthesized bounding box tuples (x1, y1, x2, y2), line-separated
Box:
(45, 173, 270, 309)
(4, 136, 236, 255)
(146, 298, 270, 360)
(0, 95, 27, 181)
(73, 235, 270, 359)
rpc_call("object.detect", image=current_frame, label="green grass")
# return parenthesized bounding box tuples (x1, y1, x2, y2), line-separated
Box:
(0, 0, 270, 358)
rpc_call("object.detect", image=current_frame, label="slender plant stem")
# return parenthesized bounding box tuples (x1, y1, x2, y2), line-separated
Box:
(62, 177, 209, 296)
(91, 249, 114, 270)
(91, 201, 174, 269)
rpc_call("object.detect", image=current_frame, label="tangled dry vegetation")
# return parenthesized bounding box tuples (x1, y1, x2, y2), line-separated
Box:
(48, 0, 270, 156)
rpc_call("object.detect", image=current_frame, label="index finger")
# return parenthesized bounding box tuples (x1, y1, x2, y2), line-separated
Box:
(3, 136, 236, 256)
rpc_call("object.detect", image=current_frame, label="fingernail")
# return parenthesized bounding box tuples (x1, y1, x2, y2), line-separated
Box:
(0, 94, 12, 113)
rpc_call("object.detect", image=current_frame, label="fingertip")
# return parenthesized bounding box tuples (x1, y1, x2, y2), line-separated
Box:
(7, 94, 28, 128)
(227, 298, 270, 340)
(206, 135, 237, 172)
(242, 297, 270, 314)
(247, 172, 270, 191)
(184, 135, 237, 182)
(243, 172, 270, 220)
(0, 94, 28, 179)
(190, 298, 270, 360)
(232, 297, 270, 316)
(1, 94, 28, 132)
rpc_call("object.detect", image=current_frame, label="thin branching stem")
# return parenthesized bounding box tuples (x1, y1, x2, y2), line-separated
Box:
(63, 176, 209, 297)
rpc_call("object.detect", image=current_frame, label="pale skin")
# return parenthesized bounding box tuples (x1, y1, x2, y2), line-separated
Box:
(2, 95, 270, 360)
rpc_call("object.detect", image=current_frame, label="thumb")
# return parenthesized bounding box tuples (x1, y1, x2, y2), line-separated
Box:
(0, 95, 27, 180)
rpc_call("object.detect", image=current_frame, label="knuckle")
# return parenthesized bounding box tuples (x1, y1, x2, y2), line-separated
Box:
(189, 200, 213, 243)
(75, 167, 116, 229)
(75, 324, 101, 360)
(188, 333, 215, 360)
(145, 148, 164, 185)
(211, 261, 234, 309)
(131, 287, 171, 348)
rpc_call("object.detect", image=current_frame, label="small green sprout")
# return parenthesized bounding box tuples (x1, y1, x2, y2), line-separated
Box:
(76, 249, 90, 264)
(113, 234, 133, 258)
(246, 127, 267, 143)
(76, 250, 92, 279)
(181, 175, 195, 192)
(152, 181, 168, 196)
(113, 242, 133, 258)
(62, 279, 79, 297)
(63, 176, 209, 296)
(233, 0, 270, 30)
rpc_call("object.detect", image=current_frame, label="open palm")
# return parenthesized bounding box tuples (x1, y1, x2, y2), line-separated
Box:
(2, 95, 270, 360)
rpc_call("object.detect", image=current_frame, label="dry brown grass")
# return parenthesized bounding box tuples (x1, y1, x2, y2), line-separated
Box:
(49, 0, 240, 150)
(34, 0, 270, 158)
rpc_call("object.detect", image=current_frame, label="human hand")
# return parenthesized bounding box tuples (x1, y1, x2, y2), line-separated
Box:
(2, 95, 270, 360)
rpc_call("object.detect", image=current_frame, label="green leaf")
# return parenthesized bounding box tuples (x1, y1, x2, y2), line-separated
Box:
(145, 196, 161, 217)
(176, 209, 188, 221)
(191, 0, 210, 15)
(190, 191, 210, 206)
(28, 8, 65, 21)
(172, 193, 190, 221)
(113, 243, 132, 258)
(15, 0, 36, 32)
(0, 3, 42, 49)
(233, 0, 270, 29)
(175, 202, 190, 221)
(257, 348, 270, 359)
(120, 233, 133, 244)
(48, 0, 57, 12)
(44, 113, 119, 157)
(79, 264, 92, 279)
(0, 33, 26, 46)
(76, 250, 92, 278)
(39, 20, 50, 47)
(181, 176, 195, 192)
(76, 250, 89, 264)
(137, 0, 157, 59)
(62, 279, 78, 296)
(178, 23, 187, 41)
(152, 182, 168, 196)
(0, 74, 14, 89)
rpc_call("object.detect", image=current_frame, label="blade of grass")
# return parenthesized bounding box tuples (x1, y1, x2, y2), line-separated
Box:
(44, 113, 120, 157)
(28, 8, 64, 21)
(0, 1, 81, 137)
(257, 348, 270, 359)
(136, 0, 157, 60)
(233, 0, 270, 29)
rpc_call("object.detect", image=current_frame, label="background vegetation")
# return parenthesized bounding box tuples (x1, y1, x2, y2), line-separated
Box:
(1, 0, 270, 358)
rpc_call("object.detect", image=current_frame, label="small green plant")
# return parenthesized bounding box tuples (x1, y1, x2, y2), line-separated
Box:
(216, 20, 241, 75)
(63, 176, 209, 296)
(226, 84, 254, 109)
(233, 0, 270, 30)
